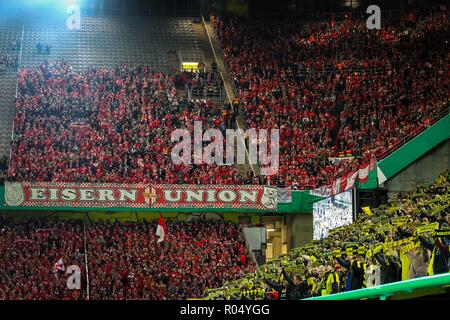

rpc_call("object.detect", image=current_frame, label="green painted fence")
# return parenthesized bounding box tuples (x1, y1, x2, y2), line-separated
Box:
(305, 273, 450, 300)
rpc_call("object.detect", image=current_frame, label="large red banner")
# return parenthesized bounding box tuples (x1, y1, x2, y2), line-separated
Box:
(4, 182, 278, 211)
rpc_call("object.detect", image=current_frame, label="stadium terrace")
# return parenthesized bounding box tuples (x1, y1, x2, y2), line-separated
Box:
(0, 0, 449, 307)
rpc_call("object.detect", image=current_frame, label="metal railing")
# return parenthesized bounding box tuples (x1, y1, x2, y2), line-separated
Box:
(208, 18, 240, 99)
(177, 49, 207, 72)
(202, 16, 256, 176)
(6, 21, 24, 178)
(297, 65, 388, 75)
(176, 49, 183, 72)
(82, 218, 90, 300)
(203, 15, 260, 177)
(185, 75, 225, 104)
(189, 85, 224, 103)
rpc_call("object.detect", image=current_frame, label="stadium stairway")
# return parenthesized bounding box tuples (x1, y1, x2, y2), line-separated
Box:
(191, 21, 224, 106)
(200, 16, 261, 179)
(0, 74, 16, 158)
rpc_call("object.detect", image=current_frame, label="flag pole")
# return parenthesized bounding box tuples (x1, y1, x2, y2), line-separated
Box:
(83, 218, 90, 300)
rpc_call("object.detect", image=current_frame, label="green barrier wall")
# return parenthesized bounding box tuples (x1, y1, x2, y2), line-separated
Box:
(305, 273, 450, 300)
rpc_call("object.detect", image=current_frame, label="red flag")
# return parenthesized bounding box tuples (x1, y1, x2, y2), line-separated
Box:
(53, 258, 65, 273)
(156, 215, 167, 243)
(331, 178, 341, 195)
(346, 171, 359, 189)
(340, 174, 348, 192)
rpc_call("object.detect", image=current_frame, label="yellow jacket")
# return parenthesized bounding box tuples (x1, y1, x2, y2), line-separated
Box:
(322, 272, 340, 296)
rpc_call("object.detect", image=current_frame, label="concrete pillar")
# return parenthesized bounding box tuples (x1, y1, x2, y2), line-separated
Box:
(287, 214, 313, 250)
(272, 234, 282, 257)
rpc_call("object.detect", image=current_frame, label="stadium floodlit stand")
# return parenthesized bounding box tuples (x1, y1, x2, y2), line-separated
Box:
(0, 0, 449, 306)
(0, 14, 206, 162)
(212, 9, 449, 188)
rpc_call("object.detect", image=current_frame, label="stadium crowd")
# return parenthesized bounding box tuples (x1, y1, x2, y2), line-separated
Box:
(0, 218, 86, 300)
(87, 220, 255, 299)
(176, 70, 224, 100)
(212, 8, 449, 188)
(4, 9, 448, 189)
(0, 218, 255, 300)
(8, 61, 246, 184)
(205, 171, 450, 300)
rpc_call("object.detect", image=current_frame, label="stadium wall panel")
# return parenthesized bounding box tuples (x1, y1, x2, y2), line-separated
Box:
(377, 114, 450, 184)
(287, 214, 313, 249)
(382, 139, 450, 195)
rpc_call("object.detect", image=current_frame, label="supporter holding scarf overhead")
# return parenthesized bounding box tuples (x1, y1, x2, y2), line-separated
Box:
(419, 234, 450, 275)
(336, 255, 366, 290)
(265, 268, 310, 300)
